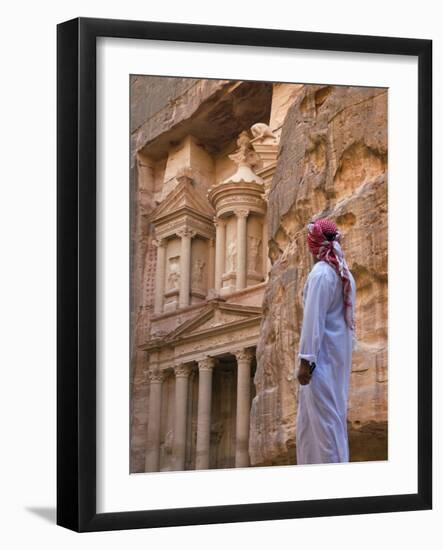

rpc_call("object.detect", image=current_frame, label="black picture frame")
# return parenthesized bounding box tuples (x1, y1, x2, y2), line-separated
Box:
(57, 17, 432, 532)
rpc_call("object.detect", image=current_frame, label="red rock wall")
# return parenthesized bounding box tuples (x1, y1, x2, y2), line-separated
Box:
(250, 85, 388, 465)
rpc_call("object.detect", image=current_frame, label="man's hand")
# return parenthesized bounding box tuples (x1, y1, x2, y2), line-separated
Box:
(297, 359, 312, 386)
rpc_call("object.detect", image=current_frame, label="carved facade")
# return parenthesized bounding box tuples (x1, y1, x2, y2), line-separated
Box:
(142, 127, 277, 471)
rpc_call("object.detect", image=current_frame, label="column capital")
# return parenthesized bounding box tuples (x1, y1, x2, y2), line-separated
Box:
(213, 216, 226, 228)
(152, 237, 166, 248)
(174, 362, 193, 378)
(234, 348, 254, 363)
(198, 356, 216, 372)
(177, 228, 196, 240)
(144, 367, 165, 384)
(233, 208, 250, 219)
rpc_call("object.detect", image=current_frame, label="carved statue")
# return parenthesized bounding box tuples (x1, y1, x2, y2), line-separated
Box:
(227, 130, 260, 171)
(167, 256, 180, 290)
(227, 240, 237, 272)
(237, 130, 251, 149)
(248, 236, 262, 272)
(192, 258, 206, 288)
(250, 122, 277, 142)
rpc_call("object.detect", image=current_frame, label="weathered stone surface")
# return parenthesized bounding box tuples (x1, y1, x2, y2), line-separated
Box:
(250, 85, 388, 465)
(131, 76, 200, 133)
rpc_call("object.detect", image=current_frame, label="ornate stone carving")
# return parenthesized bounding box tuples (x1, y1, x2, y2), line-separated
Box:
(167, 256, 180, 290)
(192, 258, 206, 287)
(210, 420, 224, 445)
(249, 123, 279, 202)
(234, 348, 254, 363)
(149, 328, 168, 339)
(152, 237, 166, 249)
(208, 181, 267, 222)
(178, 325, 260, 356)
(174, 363, 193, 378)
(156, 218, 214, 241)
(233, 208, 250, 219)
(162, 429, 174, 455)
(144, 367, 165, 384)
(226, 131, 261, 170)
(250, 122, 278, 143)
(221, 131, 263, 185)
(218, 195, 265, 210)
(213, 217, 225, 228)
(247, 236, 262, 272)
(227, 240, 237, 272)
(175, 172, 193, 187)
(153, 172, 214, 221)
(177, 228, 196, 240)
(198, 356, 216, 371)
(227, 131, 254, 165)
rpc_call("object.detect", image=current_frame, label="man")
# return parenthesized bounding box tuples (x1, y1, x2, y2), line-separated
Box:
(295, 218, 356, 465)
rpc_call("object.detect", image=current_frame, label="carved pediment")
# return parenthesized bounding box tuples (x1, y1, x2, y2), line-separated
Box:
(163, 302, 262, 344)
(193, 309, 247, 331)
(153, 176, 214, 224)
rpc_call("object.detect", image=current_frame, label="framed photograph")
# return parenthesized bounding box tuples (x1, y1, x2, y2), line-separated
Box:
(57, 17, 432, 532)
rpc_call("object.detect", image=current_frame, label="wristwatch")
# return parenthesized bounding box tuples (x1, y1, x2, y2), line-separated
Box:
(309, 362, 316, 374)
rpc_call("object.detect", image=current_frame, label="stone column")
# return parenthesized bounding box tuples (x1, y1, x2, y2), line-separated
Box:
(173, 363, 192, 470)
(234, 348, 254, 467)
(234, 209, 249, 291)
(214, 218, 226, 291)
(154, 238, 166, 315)
(177, 229, 195, 309)
(195, 357, 215, 470)
(145, 367, 165, 472)
(208, 238, 215, 291)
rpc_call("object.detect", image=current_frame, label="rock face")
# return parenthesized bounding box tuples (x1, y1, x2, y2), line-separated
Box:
(250, 85, 388, 465)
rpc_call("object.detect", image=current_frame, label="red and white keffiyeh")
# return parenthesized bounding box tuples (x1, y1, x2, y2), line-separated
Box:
(307, 218, 355, 330)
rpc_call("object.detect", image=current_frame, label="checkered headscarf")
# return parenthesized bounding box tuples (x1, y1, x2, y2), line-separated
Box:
(307, 218, 355, 330)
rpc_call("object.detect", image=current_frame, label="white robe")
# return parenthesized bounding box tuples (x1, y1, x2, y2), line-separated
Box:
(296, 260, 356, 465)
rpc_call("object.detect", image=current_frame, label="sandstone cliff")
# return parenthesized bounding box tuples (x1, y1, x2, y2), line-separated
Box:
(250, 85, 388, 465)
